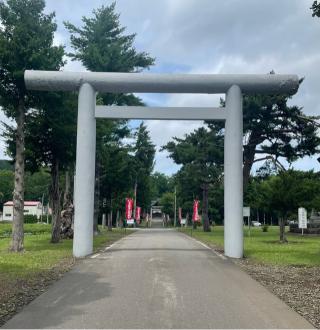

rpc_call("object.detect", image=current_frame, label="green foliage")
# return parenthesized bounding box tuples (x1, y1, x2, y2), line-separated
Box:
(266, 170, 320, 219)
(134, 123, 156, 211)
(0, 159, 12, 170)
(0, 170, 13, 209)
(243, 93, 319, 162)
(150, 172, 174, 200)
(245, 170, 320, 222)
(64, 1, 154, 106)
(24, 170, 50, 202)
(24, 214, 38, 224)
(163, 126, 224, 225)
(0, 0, 65, 113)
(262, 225, 269, 232)
(210, 84, 320, 188)
(22, 93, 77, 173)
(160, 192, 175, 217)
(311, 1, 320, 17)
(65, 2, 154, 72)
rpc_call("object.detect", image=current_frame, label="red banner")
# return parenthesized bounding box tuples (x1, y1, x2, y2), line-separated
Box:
(125, 198, 134, 220)
(192, 200, 200, 222)
(135, 206, 141, 223)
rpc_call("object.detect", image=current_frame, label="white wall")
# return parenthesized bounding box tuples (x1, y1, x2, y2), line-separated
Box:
(3, 205, 13, 221)
(1, 203, 42, 221)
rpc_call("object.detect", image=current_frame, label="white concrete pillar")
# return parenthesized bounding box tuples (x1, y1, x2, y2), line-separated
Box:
(102, 213, 106, 228)
(224, 85, 243, 258)
(73, 83, 96, 257)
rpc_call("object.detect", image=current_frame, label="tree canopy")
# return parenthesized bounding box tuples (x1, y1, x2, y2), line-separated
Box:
(163, 126, 224, 231)
(311, 1, 320, 17)
(208, 86, 320, 189)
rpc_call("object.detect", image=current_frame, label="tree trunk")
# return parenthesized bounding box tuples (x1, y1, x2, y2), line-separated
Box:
(243, 145, 256, 192)
(202, 183, 211, 232)
(63, 170, 71, 207)
(108, 212, 112, 231)
(93, 162, 100, 235)
(116, 210, 120, 228)
(107, 197, 113, 231)
(279, 217, 288, 243)
(51, 160, 61, 243)
(10, 99, 25, 252)
(60, 170, 74, 239)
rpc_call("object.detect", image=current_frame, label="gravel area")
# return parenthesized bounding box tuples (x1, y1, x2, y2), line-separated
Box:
(0, 258, 75, 327)
(236, 259, 320, 329)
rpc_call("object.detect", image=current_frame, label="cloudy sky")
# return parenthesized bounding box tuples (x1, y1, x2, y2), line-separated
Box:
(0, 0, 319, 174)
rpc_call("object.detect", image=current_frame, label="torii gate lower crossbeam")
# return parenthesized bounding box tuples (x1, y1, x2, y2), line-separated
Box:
(24, 71, 299, 259)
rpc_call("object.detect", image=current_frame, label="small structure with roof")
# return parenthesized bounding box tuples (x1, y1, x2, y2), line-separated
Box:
(2, 201, 43, 221)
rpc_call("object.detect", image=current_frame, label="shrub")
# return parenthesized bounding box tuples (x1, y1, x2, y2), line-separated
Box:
(24, 215, 38, 224)
(262, 225, 269, 232)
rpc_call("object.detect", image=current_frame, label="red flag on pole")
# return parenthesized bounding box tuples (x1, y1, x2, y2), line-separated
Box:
(135, 206, 141, 224)
(192, 200, 200, 222)
(125, 198, 134, 220)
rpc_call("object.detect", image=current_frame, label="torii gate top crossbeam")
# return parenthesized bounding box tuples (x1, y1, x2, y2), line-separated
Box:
(25, 71, 299, 95)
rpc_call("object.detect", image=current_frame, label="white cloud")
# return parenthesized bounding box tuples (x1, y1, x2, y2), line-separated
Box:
(144, 119, 204, 174)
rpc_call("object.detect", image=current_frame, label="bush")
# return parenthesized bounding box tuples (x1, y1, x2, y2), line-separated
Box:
(262, 225, 269, 232)
(24, 215, 38, 224)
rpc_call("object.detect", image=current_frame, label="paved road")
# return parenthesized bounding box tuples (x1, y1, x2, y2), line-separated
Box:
(4, 229, 312, 329)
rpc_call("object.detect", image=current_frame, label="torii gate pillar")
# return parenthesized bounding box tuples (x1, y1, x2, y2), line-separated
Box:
(224, 85, 243, 258)
(73, 83, 96, 257)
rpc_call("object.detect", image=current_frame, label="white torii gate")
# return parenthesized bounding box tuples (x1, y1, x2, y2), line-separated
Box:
(24, 71, 299, 259)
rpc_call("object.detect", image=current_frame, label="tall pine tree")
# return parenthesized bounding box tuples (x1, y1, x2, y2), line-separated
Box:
(163, 127, 224, 232)
(0, 0, 64, 251)
(134, 122, 156, 212)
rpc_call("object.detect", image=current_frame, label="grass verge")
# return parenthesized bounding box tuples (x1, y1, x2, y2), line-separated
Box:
(180, 225, 320, 266)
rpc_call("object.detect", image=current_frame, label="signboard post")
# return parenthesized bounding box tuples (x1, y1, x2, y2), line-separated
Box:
(298, 207, 307, 235)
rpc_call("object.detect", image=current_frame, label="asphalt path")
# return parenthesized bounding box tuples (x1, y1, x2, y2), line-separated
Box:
(3, 228, 313, 329)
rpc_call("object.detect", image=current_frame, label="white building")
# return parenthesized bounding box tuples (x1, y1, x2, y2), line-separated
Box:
(2, 201, 43, 221)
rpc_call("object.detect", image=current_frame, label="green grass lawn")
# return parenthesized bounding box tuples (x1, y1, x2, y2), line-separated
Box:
(0, 223, 129, 279)
(180, 226, 320, 266)
(0, 222, 52, 237)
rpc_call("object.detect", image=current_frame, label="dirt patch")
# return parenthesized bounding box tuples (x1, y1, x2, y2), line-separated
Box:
(235, 259, 320, 329)
(0, 257, 75, 327)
